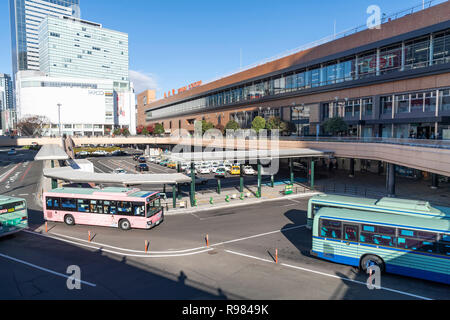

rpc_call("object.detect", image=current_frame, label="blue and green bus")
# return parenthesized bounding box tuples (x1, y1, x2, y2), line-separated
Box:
(307, 194, 449, 229)
(0, 196, 28, 238)
(311, 207, 450, 284)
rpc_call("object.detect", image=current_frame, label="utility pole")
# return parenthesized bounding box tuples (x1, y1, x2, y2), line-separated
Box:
(57, 103, 62, 137)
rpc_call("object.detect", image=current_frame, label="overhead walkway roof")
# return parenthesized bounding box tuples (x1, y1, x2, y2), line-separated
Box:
(169, 148, 332, 162)
(43, 167, 191, 186)
(34, 144, 69, 161)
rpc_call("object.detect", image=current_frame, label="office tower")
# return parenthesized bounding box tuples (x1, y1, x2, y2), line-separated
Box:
(9, 0, 80, 75)
(39, 16, 129, 86)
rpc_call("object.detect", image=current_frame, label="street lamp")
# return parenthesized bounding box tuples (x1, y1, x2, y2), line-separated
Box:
(57, 103, 62, 137)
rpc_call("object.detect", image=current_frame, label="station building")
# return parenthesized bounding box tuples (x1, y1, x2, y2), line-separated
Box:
(140, 2, 450, 140)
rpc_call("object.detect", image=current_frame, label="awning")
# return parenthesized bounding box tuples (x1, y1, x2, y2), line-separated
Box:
(169, 148, 332, 162)
(34, 144, 69, 161)
(43, 167, 191, 186)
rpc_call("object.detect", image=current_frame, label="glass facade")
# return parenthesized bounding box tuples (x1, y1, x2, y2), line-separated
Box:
(148, 29, 450, 121)
(10, 0, 80, 74)
(39, 16, 129, 83)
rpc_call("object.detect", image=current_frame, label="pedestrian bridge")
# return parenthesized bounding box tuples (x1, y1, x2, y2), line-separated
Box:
(2, 135, 449, 177)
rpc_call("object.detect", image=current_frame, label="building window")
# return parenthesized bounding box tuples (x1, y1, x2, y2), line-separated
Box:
(395, 94, 409, 113)
(380, 44, 402, 74)
(411, 93, 424, 113)
(358, 51, 377, 78)
(405, 36, 430, 69)
(433, 30, 450, 65)
(362, 98, 373, 116)
(380, 96, 393, 115)
(439, 89, 450, 111)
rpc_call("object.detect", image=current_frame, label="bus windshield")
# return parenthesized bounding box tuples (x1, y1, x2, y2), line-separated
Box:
(147, 198, 162, 217)
(0, 201, 26, 215)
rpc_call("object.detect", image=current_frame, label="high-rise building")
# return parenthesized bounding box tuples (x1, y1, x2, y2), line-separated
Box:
(9, 0, 80, 75)
(39, 16, 129, 86)
(0, 74, 14, 111)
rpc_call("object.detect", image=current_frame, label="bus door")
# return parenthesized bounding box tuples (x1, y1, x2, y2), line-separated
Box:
(342, 224, 360, 263)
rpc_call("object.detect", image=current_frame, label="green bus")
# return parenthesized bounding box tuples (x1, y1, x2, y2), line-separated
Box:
(0, 196, 28, 238)
(311, 207, 450, 284)
(307, 194, 449, 229)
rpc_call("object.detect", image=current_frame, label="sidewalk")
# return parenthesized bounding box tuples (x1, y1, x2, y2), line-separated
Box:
(162, 181, 317, 215)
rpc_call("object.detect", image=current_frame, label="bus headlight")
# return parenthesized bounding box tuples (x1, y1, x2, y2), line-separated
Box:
(147, 221, 153, 226)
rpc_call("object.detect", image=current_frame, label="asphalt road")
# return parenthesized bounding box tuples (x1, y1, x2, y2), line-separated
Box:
(0, 150, 448, 300)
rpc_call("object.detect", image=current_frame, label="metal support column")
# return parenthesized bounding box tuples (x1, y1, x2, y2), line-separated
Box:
(387, 163, 396, 197)
(217, 178, 221, 195)
(349, 159, 355, 178)
(257, 160, 262, 198)
(431, 174, 439, 190)
(172, 185, 177, 209)
(190, 162, 196, 206)
(240, 163, 244, 193)
(310, 160, 315, 190)
(289, 158, 294, 185)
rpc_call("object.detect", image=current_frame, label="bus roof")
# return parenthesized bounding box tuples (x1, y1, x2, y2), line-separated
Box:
(0, 195, 26, 204)
(47, 187, 158, 199)
(315, 207, 450, 234)
(310, 194, 448, 218)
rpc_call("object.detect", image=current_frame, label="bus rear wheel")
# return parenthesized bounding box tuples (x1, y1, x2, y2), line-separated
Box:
(119, 219, 131, 231)
(64, 214, 75, 226)
(360, 255, 385, 273)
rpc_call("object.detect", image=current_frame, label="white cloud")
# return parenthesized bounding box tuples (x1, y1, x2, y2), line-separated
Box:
(129, 70, 159, 94)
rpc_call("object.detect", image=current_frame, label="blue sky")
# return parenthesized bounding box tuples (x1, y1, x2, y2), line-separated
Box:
(0, 0, 439, 98)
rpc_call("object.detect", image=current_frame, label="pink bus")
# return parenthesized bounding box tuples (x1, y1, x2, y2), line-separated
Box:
(43, 187, 164, 230)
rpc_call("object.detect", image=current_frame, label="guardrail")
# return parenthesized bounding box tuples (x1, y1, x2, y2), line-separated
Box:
(280, 136, 450, 150)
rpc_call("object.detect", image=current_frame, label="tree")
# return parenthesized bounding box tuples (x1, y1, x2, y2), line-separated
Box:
(215, 124, 225, 134)
(154, 123, 165, 135)
(265, 116, 283, 131)
(225, 120, 240, 131)
(323, 117, 348, 136)
(201, 120, 215, 134)
(113, 128, 121, 136)
(251, 116, 266, 133)
(16, 115, 51, 137)
(141, 127, 149, 135)
(121, 128, 130, 137)
(136, 125, 145, 135)
(146, 124, 155, 135)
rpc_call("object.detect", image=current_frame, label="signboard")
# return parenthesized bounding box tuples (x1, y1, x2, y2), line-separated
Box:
(166, 81, 203, 98)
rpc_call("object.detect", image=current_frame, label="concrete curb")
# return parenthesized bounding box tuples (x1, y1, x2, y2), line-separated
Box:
(164, 192, 322, 216)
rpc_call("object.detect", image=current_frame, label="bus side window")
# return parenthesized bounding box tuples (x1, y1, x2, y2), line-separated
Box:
(110, 201, 117, 215)
(439, 235, 450, 256)
(46, 198, 53, 210)
(53, 198, 60, 209)
(77, 199, 90, 212)
(103, 201, 110, 214)
(320, 219, 342, 239)
(133, 203, 145, 217)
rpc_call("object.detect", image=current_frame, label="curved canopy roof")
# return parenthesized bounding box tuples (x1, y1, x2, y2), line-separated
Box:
(43, 167, 191, 186)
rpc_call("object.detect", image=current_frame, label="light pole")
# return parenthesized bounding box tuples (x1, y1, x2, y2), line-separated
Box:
(57, 103, 62, 137)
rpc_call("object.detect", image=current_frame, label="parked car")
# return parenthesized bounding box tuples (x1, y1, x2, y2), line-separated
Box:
(92, 150, 109, 157)
(185, 168, 198, 175)
(133, 154, 143, 161)
(223, 164, 232, 173)
(215, 167, 227, 178)
(138, 156, 147, 163)
(8, 148, 16, 156)
(167, 162, 177, 169)
(149, 157, 157, 163)
(135, 163, 149, 172)
(182, 175, 208, 186)
(243, 166, 256, 175)
(76, 151, 89, 158)
(113, 168, 127, 175)
(230, 165, 241, 175)
(111, 150, 126, 157)
(160, 159, 170, 166)
(199, 166, 211, 175)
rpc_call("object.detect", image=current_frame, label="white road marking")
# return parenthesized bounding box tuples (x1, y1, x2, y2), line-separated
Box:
(25, 225, 306, 254)
(0, 252, 97, 287)
(224, 250, 432, 301)
(24, 230, 213, 258)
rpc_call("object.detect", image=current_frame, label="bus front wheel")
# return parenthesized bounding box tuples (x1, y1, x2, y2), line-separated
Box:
(119, 219, 131, 231)
(64, 215, 75, 226)
(360, 255, 385, 273)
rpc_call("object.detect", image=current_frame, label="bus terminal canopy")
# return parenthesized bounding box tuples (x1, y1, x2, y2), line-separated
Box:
(169, 148, 332, 163)
(43, 167, 191, 186)
(34, 144, 70, 161)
